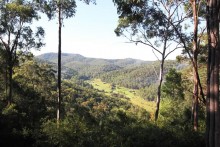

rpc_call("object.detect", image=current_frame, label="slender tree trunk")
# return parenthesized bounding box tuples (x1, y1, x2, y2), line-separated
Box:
(192, 59, 199, 131)
(192, 0, 199, 131)
(155, 36, 167, 121)
(155, 60, 164, 121)
(168, 2, 206, 106)
(206, 0, 220, 146)
(7, 53, 13, 106)
(8, 64, 12, 105)
(5, 64, 8, 101)
(57, 4, 62, 123)
(155, 15, 169, 121)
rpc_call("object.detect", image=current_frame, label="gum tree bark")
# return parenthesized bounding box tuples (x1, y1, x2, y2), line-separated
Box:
(206, 0, 220, 146)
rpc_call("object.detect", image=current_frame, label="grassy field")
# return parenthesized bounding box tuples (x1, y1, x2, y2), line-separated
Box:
(88, 79, 155, 113)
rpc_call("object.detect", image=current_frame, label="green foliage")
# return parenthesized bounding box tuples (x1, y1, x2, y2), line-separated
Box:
(41, 0, 76, 20)
(88, 78, 155, 113)
(159, 99, 191, 129)
(0, 56, 56, 146)
(0, 48, 5, 99)
(40, 0, 95, 20)
(0, 0, 45, 104)
(157, 98, 205, 147)
(100, 60, 180, 89)
(162, 68, 184, 99)
(2, 103, 18, 115)
(38, 53, 183, 89)
(40, 117, 90, 147)
(37, 53, 147, 81)
(0, 0, 44, 50)
(0, 55, 206, 147)
(138, 83, 157, 101)
(113, 0, 179, 47)
(0, 0, 208, 146)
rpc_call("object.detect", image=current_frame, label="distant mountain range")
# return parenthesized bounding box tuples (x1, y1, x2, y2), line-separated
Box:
(37, 53, 151, 76)
(37, 52, 149, 67)
(37, 52, 186, 89)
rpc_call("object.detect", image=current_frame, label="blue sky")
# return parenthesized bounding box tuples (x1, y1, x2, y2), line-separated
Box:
(32, 0, 181, 61)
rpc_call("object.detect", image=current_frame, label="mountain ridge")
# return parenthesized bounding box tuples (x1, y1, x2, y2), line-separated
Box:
(36, 52, 153, 79)
(37, 52, 148, 64)
(37, 52, 183, 89)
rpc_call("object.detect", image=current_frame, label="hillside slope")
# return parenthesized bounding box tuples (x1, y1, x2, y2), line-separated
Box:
(37, 53, 186, 89)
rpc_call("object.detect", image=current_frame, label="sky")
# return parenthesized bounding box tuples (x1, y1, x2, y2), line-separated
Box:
(32, 0, 181, 61)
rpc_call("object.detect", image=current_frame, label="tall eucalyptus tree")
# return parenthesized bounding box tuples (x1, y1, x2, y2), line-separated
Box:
(0, 0, 44, 105)
(41, 0, 77, 123)
(175, 0, 207, 131)
(113, 0, 185, 120)
(41, 0, 95, 122)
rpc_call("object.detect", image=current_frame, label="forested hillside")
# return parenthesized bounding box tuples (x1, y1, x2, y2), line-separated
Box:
(37, 53, 187, 89)
(0, 55, 205, 147)
(1, 0, 219, 146)
(37, 52, 148, 78)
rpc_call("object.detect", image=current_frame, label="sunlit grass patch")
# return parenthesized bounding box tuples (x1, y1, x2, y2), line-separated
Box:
(87, 79, 155, 113)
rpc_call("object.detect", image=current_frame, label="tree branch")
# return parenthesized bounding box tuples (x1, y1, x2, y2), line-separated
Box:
(0, 37, 8, 50)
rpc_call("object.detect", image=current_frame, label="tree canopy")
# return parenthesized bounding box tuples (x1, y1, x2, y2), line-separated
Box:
(0, 0, 219, 146)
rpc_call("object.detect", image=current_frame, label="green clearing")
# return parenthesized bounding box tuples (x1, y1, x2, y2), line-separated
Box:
(88, 79, 155, 113)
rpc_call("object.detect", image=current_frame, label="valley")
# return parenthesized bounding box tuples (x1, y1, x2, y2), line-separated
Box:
(0, 52, 204, 147)
(37, 53, 187, 115)
(0, 0, 212, 145)
(88, 78, 155, 113)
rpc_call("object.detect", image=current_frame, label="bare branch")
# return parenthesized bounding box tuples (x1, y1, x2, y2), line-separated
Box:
(152, 49, 160, 61)
(170, 1, 183, 19)
(121, 28, 163, 55)
(164, 46, 182, 59)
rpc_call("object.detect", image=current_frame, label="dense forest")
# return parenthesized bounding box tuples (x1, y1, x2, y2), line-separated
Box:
(0, 0, 219, 147)
(37, 53, 186, 89)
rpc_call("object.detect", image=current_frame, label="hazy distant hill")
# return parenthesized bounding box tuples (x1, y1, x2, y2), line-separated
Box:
(37, 53, 185, 89)
(37, 52, 148, 66)
(37, 53, 150, 77)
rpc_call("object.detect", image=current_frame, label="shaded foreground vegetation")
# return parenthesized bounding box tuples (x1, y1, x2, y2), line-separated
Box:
(0, 0, 216, 146)
(0, 55, 205, 147)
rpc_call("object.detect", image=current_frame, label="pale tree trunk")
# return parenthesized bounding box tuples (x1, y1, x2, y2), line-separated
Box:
(191, 0, 199, 131)
(155, 59, 164, 121)
(57, 4, 62, 123)
(206, 0, 220, 146)
(155, 9, 169, 121)
(192, 58, 199, 131)
(155, 33, 167, 121)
